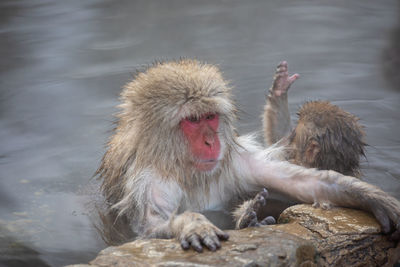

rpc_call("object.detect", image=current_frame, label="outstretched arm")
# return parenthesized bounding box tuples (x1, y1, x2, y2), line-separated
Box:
(247, 152, 400, 239)
(263, 61, 299, 145)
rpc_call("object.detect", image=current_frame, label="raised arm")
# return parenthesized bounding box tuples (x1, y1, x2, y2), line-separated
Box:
(248, 153, 400, 238)
(263, 61, 299, 145)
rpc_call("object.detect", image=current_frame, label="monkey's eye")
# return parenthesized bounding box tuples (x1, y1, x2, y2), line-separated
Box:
(205, 114, 216, 120)
(187, 116, 200, 123)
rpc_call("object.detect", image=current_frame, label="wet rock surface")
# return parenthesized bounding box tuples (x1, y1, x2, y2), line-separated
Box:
(68, 205, 400, 267)
(276, 205, 400, 266)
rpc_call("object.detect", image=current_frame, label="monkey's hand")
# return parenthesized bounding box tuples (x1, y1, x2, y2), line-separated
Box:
(366, 190, 400, 241)
(172, 212, 229, 252)
(234, 188, 276, 229)
(269, 61, 299, 97)
(264, 61, 298, 144)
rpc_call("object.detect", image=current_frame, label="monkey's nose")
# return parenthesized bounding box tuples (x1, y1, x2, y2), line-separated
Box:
(204, 136, 215, 147)
(205, 140, 213, 147)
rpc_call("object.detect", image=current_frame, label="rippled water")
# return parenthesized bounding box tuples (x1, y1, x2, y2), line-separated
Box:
(0, 0, 399, 266)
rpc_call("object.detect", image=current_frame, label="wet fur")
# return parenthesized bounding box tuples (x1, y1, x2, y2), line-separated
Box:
(263, 68, 366, 177)
(292, 101, 366, 177)
(97, 60, 243, 229)
(96, 59, 400, 249)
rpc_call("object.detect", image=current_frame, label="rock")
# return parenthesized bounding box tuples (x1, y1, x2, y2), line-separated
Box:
(68, 205, 400, 267)
(277, 205, 400, 266)
(73, 229, 315, 267)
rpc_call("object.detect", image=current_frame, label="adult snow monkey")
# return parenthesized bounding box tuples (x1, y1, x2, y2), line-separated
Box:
(96, 59, 400, 252)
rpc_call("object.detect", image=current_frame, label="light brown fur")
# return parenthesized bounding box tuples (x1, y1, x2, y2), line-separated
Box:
(262, 62, 366, 177)
(290, 101, 366, 177)
(97, 60, 237, 206)
(96, 59, 400, 251)
(237, 63, 366, 230)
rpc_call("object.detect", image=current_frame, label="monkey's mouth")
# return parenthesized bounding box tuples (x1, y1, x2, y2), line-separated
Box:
(194, 159, 219, 171)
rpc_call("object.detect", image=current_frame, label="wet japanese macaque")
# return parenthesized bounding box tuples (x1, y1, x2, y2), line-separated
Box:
(96, 59, 400, 252)
(263, 61, 366, 177)
(235, 62, 367, 229)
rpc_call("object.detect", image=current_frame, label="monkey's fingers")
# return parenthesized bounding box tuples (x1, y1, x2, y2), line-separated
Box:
(288, 73, 300, 86)
(260, 216, 276, 225)
(214, 228, 229, 241)
(180, 239, 190, 250)
(390, 224, 400, 241)
(370, 196, 400, 237)
(261, 187, 269, 196)
(187, 234, 203, 253)
(371, 206, 391, 234)
(199, 227, 228, 251)
(248, 218, 259, 227)
(210, 235, 221, 249)
(200, 235, 218, 252)
(270, 62, 298, 97)
(387, 208, 400, 239)
(277, 61, 288, 72)
(238, 210, 258, 229)
(253, 188, 269, 211)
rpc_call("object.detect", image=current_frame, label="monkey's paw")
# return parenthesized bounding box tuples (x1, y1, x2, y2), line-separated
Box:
(178, 213, 229, 253)
(236, 188, 276, 229)
(369, 193, 400, 241)
(269, 61, 299, 97)
(312, 201, 333, 210)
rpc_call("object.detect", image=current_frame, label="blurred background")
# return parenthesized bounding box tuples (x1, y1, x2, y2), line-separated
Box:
(0, 0, 399, 266)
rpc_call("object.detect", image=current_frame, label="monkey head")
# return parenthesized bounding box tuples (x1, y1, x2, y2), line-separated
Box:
(289, 101, 366, 177)
(101, 59, 238, 193)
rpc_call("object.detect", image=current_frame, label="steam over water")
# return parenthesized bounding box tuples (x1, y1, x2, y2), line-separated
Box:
(0, 0, 399, 266)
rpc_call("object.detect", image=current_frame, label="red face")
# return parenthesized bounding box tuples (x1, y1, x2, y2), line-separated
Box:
(180, 113, 221, 171)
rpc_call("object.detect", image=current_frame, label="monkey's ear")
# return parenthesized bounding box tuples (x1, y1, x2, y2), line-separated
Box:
(305, 140, 320, 164)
